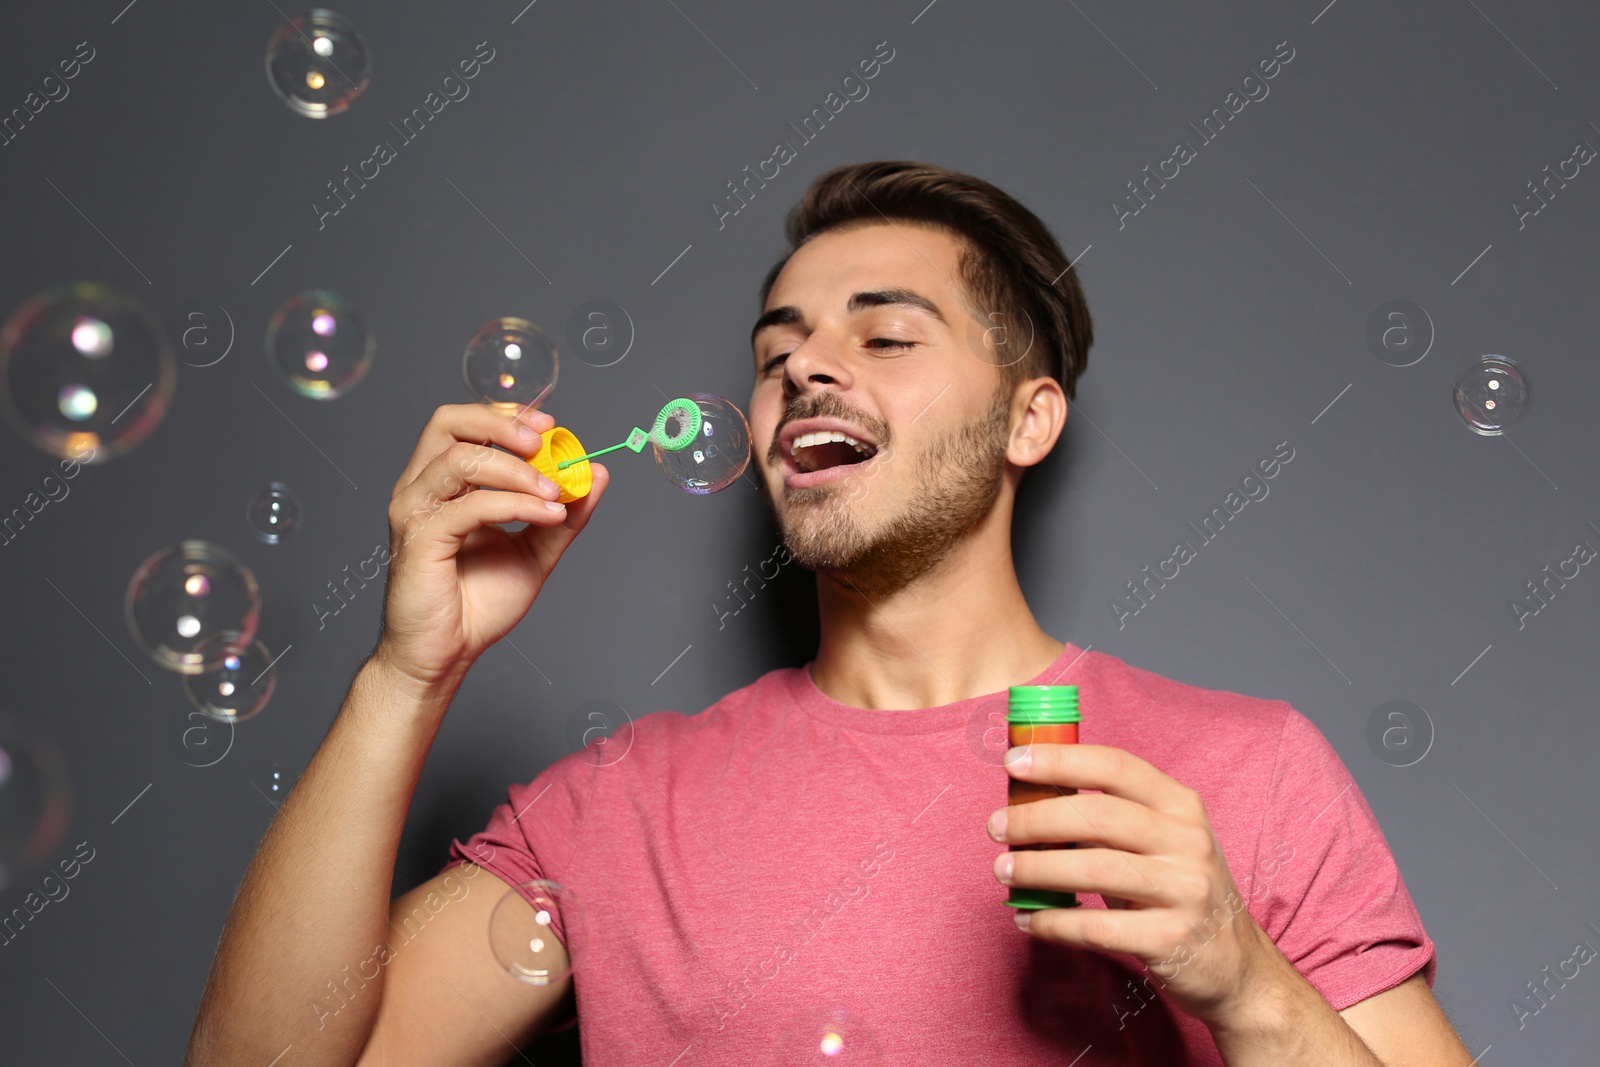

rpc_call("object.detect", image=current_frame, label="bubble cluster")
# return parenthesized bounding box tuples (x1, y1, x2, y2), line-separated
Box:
(651, 393, 750, 495)
(126, 541, 261, 674)
(247, 482, 301, 544)
(0, 716, 72, 892)
(1453, 354, 1529, 436)
(489, 880, 581, 986)
(184, 635, 278, 722)
(266, 290, 374, 399)
(0, 283, 174, 462)
(265, 10, 372, 118)
(462, 317, 558, 412)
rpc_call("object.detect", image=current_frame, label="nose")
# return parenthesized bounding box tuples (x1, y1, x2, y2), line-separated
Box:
(781, 334, 854, 403)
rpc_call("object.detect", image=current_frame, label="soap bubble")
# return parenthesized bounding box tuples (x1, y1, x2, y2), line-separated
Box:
(772, 1006, 884, 1064)
(247, 482, 301, 544)
(0, 283, 175, 462)
(265, 10, 372, 118)
(0, 716, 72, 892)
(126, 541, 261, 674)
(651, 393, 750, 495)
(462, 317, 558, 412)
(1453, 354, 1529, 436)
(266, 290, 373, 399)
(489, 880, 582, 986)
(184, 634, 278, 723)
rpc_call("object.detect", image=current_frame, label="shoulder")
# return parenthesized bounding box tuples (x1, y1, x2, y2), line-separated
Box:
(1078, 647, 1299, 774)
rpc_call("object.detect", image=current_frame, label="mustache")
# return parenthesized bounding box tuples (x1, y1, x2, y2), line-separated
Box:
(766, 392, 892, 466)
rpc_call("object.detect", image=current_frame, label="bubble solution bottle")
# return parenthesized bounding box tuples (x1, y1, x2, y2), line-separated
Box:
(1003, 684, 1081, 911)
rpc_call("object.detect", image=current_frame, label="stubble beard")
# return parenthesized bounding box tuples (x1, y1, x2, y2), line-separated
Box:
(764, 389, 1013, 600)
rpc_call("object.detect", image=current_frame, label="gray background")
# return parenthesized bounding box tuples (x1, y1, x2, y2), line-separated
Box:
(1, 0, 1596, 1062)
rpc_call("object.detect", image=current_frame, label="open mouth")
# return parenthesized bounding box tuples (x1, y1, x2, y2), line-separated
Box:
(790, 430, 878, 474)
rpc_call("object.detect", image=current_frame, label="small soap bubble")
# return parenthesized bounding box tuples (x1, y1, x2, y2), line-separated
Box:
(462, 317, 558, 412)
(772, 1006, 883, 1064)
(265, 10, 371, 118)
(266, 290, 373, 399)
(185, 634, 277, 723)
(489, 880, 582, 986)
(651, 393, 750, 495)
(247, 482, 301, 544)
(0, 716, 72, 892)
(1453, 354, 1529, 436)
(126, 541, 261, 674)
(0, 283, 175, 462)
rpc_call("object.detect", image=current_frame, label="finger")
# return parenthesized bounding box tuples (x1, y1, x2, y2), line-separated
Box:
(995, 790, 1186, 856)
(404, 488, 570, 563)
(1005, 743, 1198, 818)
(514, 461, 610, 567)
(1002, 845, 1185, 909)
(391, 404, 557, 497)
(392, 441, 560, 526)
(1020, 902, 1200, 964)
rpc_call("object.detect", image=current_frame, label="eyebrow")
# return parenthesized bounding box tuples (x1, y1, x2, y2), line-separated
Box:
(749, 288, 948, 348)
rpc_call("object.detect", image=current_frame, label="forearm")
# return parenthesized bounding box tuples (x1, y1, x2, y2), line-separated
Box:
(1208, 941, 1385, 1067)
(186, 655, 464, 1067)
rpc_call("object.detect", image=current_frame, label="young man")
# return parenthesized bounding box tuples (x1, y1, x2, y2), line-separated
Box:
(187, 162, 1473, 1065)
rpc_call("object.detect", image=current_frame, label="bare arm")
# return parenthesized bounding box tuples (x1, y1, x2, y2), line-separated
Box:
(185, 403, 609, 1067)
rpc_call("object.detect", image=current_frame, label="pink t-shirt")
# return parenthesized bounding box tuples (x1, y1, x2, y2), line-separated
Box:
(442, 641, 1436, 1065)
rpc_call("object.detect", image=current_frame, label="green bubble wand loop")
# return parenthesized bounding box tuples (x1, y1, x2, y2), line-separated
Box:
(556, 397, 702, 470)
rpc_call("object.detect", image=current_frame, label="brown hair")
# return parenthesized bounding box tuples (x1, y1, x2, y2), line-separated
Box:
(758, 161, 1093, 400)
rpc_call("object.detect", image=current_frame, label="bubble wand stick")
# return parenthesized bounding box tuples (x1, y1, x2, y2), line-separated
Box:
(528, 397, 707, 502)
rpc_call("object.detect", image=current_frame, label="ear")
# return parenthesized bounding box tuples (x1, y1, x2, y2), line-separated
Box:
(1006, 377, 1067, 468)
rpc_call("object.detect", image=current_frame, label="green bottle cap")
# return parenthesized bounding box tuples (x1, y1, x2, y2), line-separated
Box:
(1006, 684, 1079, 724)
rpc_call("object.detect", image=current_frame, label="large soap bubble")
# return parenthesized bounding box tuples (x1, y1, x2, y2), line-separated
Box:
(266, 290, 374, 399)
(126, 541, 261, 674)
(651, 393, 750, 495)
(462, 317, 558, 412)
(265, 10, 372, 118)
(0, 283, 174, 462)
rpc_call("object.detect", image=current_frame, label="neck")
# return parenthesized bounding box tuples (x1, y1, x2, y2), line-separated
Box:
(808, 508, 1063, 710)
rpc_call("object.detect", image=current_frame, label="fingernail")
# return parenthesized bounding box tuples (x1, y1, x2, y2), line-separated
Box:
(544, 500, 566, 513)
(988, 808, 1008, 841)
(994, 852, 1014, 884)
(516, 420, 538, 441)
(538, 476, 561, 498)
(1014, 910, 1032, 930)
(1003, 746, 1031, 770)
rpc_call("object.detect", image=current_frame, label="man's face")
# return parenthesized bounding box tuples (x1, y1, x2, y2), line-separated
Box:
(748, 221, 1015, 596)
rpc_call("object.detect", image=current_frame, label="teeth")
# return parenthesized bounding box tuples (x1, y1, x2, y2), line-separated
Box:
(792, 430, 874, 455)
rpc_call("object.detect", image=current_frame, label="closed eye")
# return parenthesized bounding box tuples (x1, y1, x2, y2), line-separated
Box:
(758, 339, 916, 376)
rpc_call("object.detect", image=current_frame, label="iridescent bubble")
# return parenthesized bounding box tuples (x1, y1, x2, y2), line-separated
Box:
(462, 317, 558, 412)
(489, 880, 582, 986)
(1453, 354, 1530, 436)
(772, 1006, 883, 1064)
(126, 541, 261, 674)
(247, 482, 301, 544)
(266, 290, 373, 399)
(651, 393, 750, 495)
(0, 283, 175, 462)
(185, 634, 278, 722)
(265, 10, 372, 118)
(0, 716, 72, 893)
